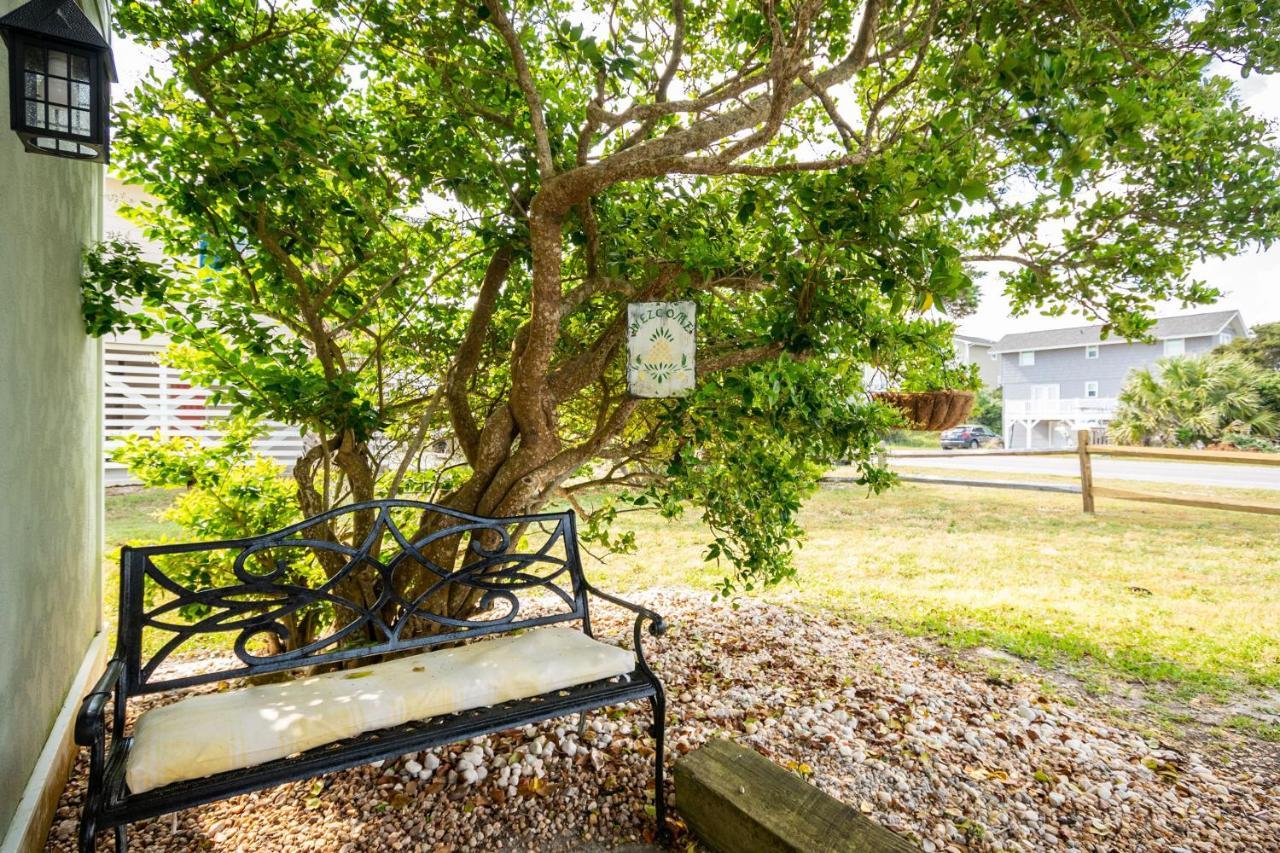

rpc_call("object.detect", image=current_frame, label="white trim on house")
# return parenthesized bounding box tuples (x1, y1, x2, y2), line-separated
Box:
(0, 633, 107, 853)
(1211, 314, 1242, 337)
(1018, 351, 1035, 366)
(1163, 338, 1185, 357)
(996, 339, 1137, 355)
(1085, 344, 1098, 359)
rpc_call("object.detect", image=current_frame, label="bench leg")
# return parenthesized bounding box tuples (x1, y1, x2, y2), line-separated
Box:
(79, 819, 126, 853)
(77, 817, 96, 853)
(649, 686, 668, 842)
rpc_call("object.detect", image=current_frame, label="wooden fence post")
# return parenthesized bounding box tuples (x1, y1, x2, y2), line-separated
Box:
(1077, 429, 1095, 514)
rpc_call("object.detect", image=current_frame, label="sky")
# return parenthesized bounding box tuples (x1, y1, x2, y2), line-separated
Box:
(110, 38, 1278, 344)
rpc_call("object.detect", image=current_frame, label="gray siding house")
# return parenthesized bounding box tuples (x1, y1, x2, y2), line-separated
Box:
(992, 310, 1248, 449)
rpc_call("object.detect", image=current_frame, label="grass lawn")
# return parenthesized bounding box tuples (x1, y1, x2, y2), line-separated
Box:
(590, 481, 1280, 703)
(104, 478, 1280, 707)
(105, 487, 185, 546)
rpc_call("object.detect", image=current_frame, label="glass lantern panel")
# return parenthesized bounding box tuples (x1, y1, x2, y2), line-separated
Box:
(72, 109, 91, 136)
(48, 78, 69, 105)
(70, 54, 91, 82)
(38, 138, 95, 158)
(49, 106, 70, 132)
(24, 72, 45, 99)
(23, 46, 46, 72)
(68, 141, 95, 157)
(48, 50, 68, 78)
(25, 99, 45, 129)
(72, 82, 91, 109)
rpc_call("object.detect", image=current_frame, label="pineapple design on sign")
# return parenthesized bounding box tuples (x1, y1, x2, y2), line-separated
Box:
(626, 301, 696, 398)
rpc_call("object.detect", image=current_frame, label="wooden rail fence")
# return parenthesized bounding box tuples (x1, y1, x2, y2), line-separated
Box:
(1075, 431, 1280, 517)
(827, 433, 1280, 517)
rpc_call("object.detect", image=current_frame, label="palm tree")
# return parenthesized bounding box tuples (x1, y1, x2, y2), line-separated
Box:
(1109, 353, 1280, 446)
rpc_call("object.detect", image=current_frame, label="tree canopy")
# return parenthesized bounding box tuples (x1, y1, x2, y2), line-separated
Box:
(86, 0, 1280, 618)
(1217, 321, 1280, 371)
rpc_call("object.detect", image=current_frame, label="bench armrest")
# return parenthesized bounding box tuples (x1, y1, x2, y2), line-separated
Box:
(582, 583, 667, 685)
(76, 658, 124, 746)
(582, 583, 667, 637)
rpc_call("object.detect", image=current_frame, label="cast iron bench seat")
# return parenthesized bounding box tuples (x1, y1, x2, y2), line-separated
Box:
(75, 500, 667, 852)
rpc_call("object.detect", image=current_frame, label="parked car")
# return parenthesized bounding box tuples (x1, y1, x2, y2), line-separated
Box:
(940, 425, 1003, 449)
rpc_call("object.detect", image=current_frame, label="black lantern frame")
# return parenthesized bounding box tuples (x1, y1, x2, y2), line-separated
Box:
(1, 0, 116, 163)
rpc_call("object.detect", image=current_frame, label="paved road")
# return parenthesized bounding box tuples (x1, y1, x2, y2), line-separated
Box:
(888, 451, 1280, 491)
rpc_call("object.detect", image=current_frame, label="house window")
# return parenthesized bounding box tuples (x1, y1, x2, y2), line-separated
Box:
(1085, 345, 1098, 359)
(1163, 338, 1185, 357)
(1018, 351, 1035, 367)
(1219, 332, 1234, 346)
(1085, 381, 1099, 399)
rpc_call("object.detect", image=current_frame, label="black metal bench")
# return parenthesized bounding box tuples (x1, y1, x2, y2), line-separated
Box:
(75, 500, 667, 851)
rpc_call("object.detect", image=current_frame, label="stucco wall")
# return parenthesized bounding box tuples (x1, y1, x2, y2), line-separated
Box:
(0, 0, 107, 836)
(104, 174, 162, 261)
(1000, 335, 1220, 400)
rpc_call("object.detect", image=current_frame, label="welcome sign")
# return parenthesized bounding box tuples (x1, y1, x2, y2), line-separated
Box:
(626, 301, 696, 398)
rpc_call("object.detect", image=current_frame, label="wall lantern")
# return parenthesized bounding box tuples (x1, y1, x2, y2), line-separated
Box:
(1, 0, 116, 162)
(627, 301, 696, 398)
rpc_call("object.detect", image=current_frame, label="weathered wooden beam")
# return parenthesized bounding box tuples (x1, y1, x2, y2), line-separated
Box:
(1077, 429, 1095, 514)
(822, 475, 1080, 494)
(882, 448, 1076, 459)
(674, 739, 920, 853)
(1088, 444, 1280, 467)
(1091, 486, 1280, 516)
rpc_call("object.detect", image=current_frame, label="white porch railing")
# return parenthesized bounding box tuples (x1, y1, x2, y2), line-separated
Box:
(105, 341, 305, 484)
(1005, 397, 1119, 422)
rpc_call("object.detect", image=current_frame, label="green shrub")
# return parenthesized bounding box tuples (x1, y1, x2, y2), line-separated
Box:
(112, 418, 318, 628)
(1109, 353, 1280, 447)
(972, 388, 1003, 433)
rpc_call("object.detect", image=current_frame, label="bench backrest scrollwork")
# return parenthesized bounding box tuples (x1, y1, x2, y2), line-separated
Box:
(117, 500, 590, 694)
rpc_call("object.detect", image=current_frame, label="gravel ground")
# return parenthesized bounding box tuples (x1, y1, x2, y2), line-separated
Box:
(49, 590, 1280, 852)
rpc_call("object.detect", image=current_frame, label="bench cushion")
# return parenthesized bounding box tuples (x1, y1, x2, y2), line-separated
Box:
(126, 628, 635, 793)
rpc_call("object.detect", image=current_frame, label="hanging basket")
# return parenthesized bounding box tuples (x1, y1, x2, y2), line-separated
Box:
(874, 390, 976, 432)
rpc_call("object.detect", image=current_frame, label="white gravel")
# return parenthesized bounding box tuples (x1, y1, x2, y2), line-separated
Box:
(48, 590, 1280, 851)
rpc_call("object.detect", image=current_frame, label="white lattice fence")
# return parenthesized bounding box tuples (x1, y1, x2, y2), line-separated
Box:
(104, 341, 305, 484)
